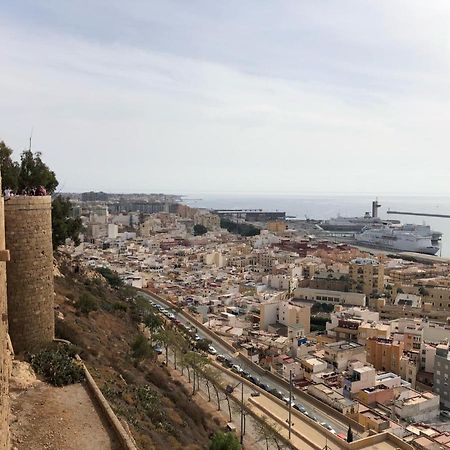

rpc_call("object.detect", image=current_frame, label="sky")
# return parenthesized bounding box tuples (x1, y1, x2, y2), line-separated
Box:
(1, 1, 450, 195)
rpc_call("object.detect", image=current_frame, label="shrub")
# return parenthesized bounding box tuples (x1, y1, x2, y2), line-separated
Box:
(75, 292, 98, 314)
(208, 432, 242, 450)
(29, 343, 85, 386)
(113, 302, 128, 313)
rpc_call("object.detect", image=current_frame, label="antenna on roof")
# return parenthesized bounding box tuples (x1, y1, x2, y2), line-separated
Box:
(29, 127, 33, 151)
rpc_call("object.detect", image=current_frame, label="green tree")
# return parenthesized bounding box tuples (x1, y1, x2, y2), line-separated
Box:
(75, 292, 98, 314)
(132, 335, 155, 361)
(52, 195, 83, 248)
(96, 267, 123, 288)
(347, 426, 354, 443)
(419, 286, 430, 296)
(18, 150, 58, 194)
(154, 329, 179, 366)
(220, 218, 260, 237)
(193, 224, 208, 236)
(196, 338, 211, 353)
(208, 431, 242, 450)
(144, 312, 163, 341)
(0, 141, 20, 191)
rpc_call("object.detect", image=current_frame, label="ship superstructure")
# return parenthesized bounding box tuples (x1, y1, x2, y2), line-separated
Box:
(355, 223, 441, 255)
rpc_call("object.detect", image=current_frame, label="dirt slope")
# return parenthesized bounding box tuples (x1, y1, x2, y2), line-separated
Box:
(53, 256, 219, 449)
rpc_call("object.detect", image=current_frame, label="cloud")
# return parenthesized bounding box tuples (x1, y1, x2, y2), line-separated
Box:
(0, 1, 450, 194)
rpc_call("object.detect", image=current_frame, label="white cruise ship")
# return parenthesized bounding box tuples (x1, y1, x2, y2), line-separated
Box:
(355, 223, 441, 255)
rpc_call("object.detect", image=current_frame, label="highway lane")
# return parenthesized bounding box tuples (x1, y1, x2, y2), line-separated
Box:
(140, 291, 354, 438)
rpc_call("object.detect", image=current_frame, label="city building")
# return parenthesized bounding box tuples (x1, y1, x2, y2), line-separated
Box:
(300, 356, 328, 380)
(343, 363, 377, 398)
(366, 338, 404, 373)
(260, 300, 311, 337)
(323, 341, 366, 371)
(394, 389, 439, 422)
(349, 258, 384, 297)
(293, 287, 366, 307)
(193, 211, 220, 230)
(434, 344, 450, 409)
(307, 383, 359, 415)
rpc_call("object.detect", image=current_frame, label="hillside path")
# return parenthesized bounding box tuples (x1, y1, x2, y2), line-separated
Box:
(10, 380, 121, 450)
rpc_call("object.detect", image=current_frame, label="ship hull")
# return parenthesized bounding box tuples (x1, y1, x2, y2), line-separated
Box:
(354, 237, 440, 255)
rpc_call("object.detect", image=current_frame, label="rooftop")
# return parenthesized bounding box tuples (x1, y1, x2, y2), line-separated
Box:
(325, 340, 363, 351)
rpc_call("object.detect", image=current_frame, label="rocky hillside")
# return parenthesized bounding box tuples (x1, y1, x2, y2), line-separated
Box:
(54, 255, 220, 450)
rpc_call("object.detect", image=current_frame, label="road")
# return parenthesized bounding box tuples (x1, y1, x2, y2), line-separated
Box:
(140, 291, 355, 438)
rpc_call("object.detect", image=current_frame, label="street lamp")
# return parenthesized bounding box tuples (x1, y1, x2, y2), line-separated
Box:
(288, 369, 293, 440)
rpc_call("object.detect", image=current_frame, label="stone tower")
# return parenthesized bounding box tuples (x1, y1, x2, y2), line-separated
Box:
(5, 196, 54, 353)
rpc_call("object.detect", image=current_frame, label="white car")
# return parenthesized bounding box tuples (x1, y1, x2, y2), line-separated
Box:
(208, 346, 217, 355)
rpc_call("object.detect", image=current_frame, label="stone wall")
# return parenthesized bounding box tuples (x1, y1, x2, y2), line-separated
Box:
(5, 196, 54, 353)
(0, 195, 11, 450)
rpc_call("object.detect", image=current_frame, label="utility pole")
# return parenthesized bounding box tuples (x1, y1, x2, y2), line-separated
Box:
(289, 369, 292, 440)
(240, 381, 244, 445)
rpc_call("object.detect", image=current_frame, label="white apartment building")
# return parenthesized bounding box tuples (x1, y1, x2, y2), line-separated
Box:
(204, 251, 228, 268)
(300, 356, 327, 380)
(262, 274, 299, 292)
(343, 363, 377, 398)
(108, 223, 119, 239)
(394, 388, 439, 422)
(193, 212, 220, 230)
(252, 230, 281, 249)
(260, 300, 311, 335)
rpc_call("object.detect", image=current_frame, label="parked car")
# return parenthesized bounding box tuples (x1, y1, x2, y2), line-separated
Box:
(222, 358, 233, 368)
(250, 391, 260, 397)
(259, 383, 270, 392)
(293, 404, 306, 413)
(231, 364, 243, 374)
(320, 422, 336, 433)
(208, 345, 218, 355)
(298, 404, 306, 412)
(269, 388, 284, 400)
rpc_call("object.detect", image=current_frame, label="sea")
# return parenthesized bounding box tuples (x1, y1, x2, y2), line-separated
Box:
(183, 193, 450, 258)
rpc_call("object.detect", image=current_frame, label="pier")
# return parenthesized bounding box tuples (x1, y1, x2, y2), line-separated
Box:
(387, 210, 450, 219)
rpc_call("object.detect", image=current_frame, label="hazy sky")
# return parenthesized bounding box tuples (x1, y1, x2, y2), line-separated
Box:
(1, 1, 450, 195)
